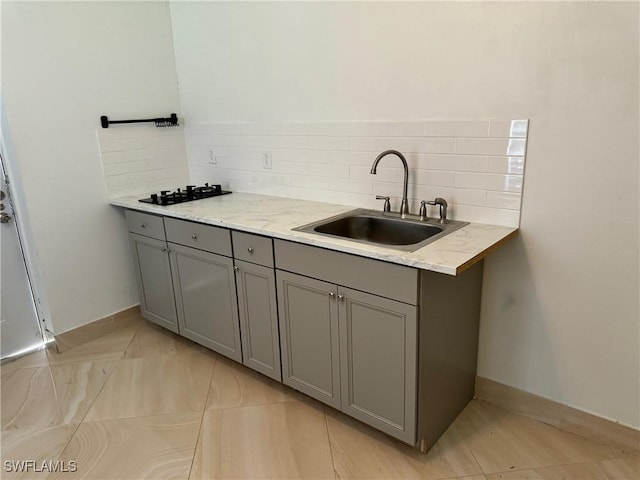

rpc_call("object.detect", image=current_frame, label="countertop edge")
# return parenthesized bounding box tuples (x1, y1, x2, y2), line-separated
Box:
(110, 195, 518, 276)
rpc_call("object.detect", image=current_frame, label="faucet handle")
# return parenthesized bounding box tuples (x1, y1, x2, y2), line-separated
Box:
(426, 198, 449, 223)
(419, 200, 428, 221)
(375, 195, 391, 213)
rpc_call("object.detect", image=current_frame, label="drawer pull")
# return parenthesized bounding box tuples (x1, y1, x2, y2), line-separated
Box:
(140, 223, 147, 228)
(247, 247, 254, 254)
(192, 233, 198, 240)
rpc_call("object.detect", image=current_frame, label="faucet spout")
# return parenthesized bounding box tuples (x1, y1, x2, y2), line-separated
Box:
(370, 149, 410, 217)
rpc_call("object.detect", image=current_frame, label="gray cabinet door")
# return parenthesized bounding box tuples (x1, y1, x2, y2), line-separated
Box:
(169, 242, 241, 362)
(277, 270, 340, 409)
(129, 233, 178, 333)
(235, 260, 281, 381)
(338, 286, 417, 444)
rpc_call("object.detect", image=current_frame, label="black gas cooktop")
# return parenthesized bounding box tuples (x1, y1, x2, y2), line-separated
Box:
(139, 183, 231, 206)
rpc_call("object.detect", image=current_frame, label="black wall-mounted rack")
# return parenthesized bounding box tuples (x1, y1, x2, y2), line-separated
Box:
(100, 113, 179, 129)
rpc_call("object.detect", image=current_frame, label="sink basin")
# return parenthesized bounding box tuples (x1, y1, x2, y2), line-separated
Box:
(294, 209, 468, 252)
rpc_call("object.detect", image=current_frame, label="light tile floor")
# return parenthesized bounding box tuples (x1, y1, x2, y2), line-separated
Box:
(1, 315, 638, 480)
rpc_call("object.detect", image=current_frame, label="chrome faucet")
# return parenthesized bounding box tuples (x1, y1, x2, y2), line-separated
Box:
(370, 150, 410, 218)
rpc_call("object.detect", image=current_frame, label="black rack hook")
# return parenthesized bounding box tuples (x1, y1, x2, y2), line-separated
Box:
(100, 113, 179, 129)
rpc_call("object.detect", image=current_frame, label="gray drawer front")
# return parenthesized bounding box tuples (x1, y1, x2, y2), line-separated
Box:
(232, 231, 274, 268)
(165, 218, 232, 256)
(274, 240, 419, 305)
(125, 210, 165, 240)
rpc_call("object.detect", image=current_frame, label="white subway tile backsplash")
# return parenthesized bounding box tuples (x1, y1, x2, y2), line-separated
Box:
(99, 137, 144, 153)
(507, 138, 527, 156)
(349, 136, 455, 154)
(327, 178, 373, 195)
(486, 191, 522, 210)
(274, 148, 333, 164)
(334, 151, 383, 166)
(211, 134, 349, 151)
(454, 155, 488, 172)
(308, 163, 350, 178)
(177, 118, 528, 227)
(185, 145, 210, 166)
(287, 174, 331, 190)
(455, 138, 512, 156)
(99, 151, 125, 165)
(411, 185, 455, 203)
(455, 172, 523, 193)
(451, 204, 520, 228)
(452, 188, 487, 206)
(97, 125, 188, 197)
(487, 156, 525, 174)
(424, 120, 489, 138)
(103, 160, 147, 177)
(186, 121, 427, 138)
(424, 155, 454, 171)
(215, 157, 262, 171)
(272, 161, 309, 175)
(411, 169, 456, 187)
(353, 165, 397, 182)
(373, 181, 405, 199)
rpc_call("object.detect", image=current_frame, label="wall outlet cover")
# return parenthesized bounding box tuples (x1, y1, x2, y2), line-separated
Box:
(263, 150, 272, 169)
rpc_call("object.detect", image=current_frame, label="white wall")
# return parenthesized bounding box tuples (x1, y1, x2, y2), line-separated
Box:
(170, 2, 639, 428)
(2, 1, 181, 333)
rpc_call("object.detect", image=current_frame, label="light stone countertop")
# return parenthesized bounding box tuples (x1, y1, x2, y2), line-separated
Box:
(109, 192, 518, 276)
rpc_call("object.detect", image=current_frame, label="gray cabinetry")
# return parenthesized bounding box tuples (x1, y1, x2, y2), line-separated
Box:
(129, 233, 179, 333)
(235, 260, 281, 381)
(232, 231, 282, 381)
(275, 241, 418, 443)
(169, 242, 241, 361)
(338, 286, 417, 444)
(125, 209, 241, 361)
(277, 270, 341, 408)
(124, 210, 485, 453)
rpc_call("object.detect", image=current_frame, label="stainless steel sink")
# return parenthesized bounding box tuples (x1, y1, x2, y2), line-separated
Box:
(294, 209, 468, 252)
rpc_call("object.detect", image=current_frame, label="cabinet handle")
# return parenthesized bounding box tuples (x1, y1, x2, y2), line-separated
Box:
(234, 265, 239, 272)
(338, 294, 345, 302)
(247, 247, 254, 254)
(191, 233, 198, 240)
(140, 223, 147, 228)
(161, 247, 168, 252)
(329, 292, 336, 298)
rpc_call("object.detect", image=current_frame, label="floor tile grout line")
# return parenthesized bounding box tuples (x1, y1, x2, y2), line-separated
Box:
(51, 353, 125, 461)
(321, 407, 340, 480)
(481, 456, 640, 477)
(117, 318, 146, 360)
(463, 429, 490, 476)
(187, 354, 218, 480)
(1, 366, 57, 431)
(65, 409, 207, 427)
(54, 319, 144, 428)
(45, 322, 145, 368)
(204, 397, 301, 413)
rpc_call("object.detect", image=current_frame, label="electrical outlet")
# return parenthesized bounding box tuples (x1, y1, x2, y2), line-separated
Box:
(208, 147, 216, 165)
(262, 150, 272, 169)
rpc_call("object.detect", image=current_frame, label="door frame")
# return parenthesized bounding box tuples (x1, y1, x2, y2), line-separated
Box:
(0, 95, 51, 346)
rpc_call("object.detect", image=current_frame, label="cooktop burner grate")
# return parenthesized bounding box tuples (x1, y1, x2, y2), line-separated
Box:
(139, 183, 231, 206)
